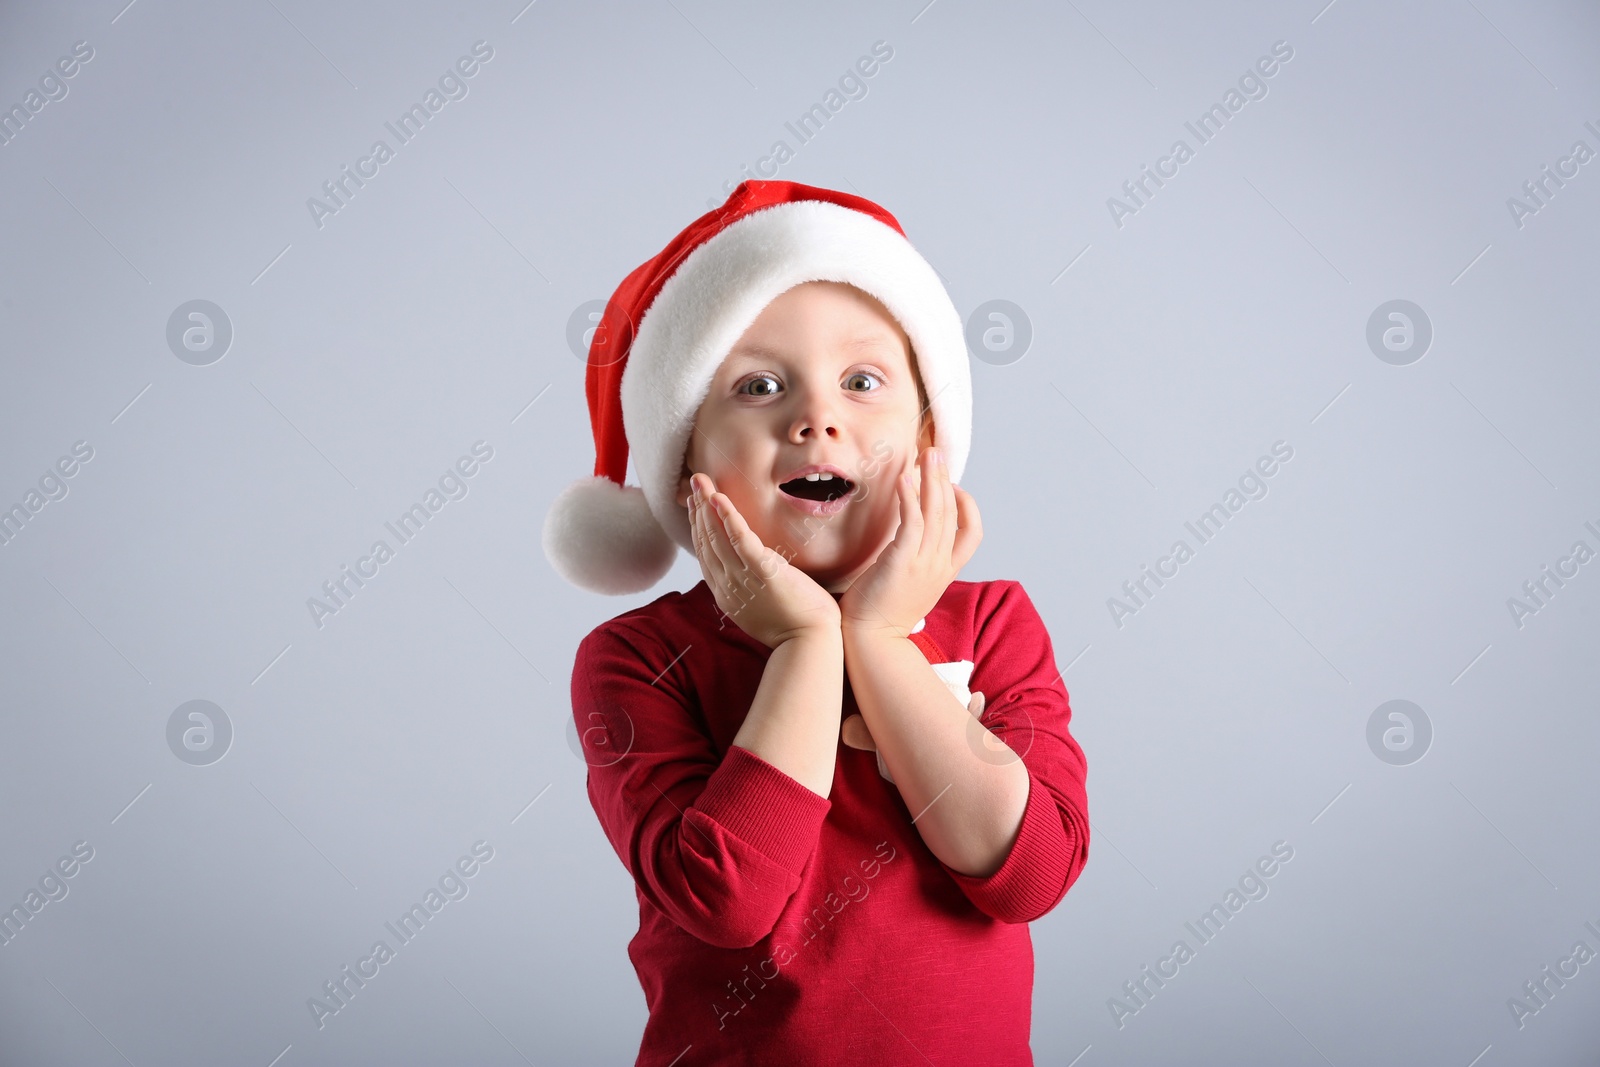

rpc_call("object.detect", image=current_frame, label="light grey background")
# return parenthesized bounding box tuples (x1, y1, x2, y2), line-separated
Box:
(2, 0, 1597, 1063)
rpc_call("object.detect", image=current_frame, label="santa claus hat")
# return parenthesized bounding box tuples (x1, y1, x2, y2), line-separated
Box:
(542, 179, 971, 596)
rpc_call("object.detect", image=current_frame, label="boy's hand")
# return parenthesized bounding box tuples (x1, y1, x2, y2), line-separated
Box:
(839, 446, 982, 638)
(688, 472, 841, 650)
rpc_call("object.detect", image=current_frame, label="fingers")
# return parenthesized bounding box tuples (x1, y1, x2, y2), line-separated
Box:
(914, 445, 946, 562)
(690, 473, 797, 625)
(701, 491, 740, 578)
(690, 474, 729, 580)
(914, 446, 966, 567)
(840, 714, 876, 751)
(897, 455, 924, 553)
(716, 492, 774, 581)
(952, 485, 983, 569)
(921, 446, 945, 556)
(688, 480, 719, 586)
(696, 478, 755, 621)
(936, 449, 957, 563)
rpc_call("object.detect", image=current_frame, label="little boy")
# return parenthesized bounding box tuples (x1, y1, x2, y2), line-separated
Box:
(544, 181, 1090, 1065)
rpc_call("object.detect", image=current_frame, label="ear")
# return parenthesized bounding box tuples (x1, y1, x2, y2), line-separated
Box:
(916, 411, 936, 456)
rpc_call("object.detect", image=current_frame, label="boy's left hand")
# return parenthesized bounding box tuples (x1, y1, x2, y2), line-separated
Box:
(839, 445, 982, 638)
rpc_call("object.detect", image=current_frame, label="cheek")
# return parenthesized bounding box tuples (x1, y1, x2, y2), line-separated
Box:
(856, 477, 902, 527)
(692, 453, 740, 492)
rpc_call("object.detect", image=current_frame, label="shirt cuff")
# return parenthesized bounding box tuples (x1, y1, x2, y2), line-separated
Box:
(939, 768, 1077, 922)
(690, 743, 833, 875)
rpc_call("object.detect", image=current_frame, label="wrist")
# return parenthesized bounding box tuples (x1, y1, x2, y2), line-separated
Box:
(841, 622, 913, 646)
(775, 624, 844, 651)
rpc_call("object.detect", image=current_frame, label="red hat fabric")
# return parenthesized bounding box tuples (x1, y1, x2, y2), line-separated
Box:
(543, 179, 971, 596)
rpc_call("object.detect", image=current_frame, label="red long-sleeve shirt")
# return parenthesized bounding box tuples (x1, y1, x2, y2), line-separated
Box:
(570, 578, 1090, 1066)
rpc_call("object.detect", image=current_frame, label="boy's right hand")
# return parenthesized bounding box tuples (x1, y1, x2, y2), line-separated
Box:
(688, 472, 841, 650)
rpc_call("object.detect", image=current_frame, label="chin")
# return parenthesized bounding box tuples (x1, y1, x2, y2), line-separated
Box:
(789, 547, 870, 591)
(803, 567, 855, 595)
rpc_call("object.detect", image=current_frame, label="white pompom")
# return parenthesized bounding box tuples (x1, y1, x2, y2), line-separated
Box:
(542, 476, 678, 596)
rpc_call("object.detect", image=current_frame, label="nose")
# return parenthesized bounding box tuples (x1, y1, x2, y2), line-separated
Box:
(788, 382, 840, 443)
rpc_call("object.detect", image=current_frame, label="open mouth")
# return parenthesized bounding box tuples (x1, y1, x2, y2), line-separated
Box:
(778, 473, 855, 502)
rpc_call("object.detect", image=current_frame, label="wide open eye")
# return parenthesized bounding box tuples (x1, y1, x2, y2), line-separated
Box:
(843, 371, 882, 392)
(739, 374, 782, 396)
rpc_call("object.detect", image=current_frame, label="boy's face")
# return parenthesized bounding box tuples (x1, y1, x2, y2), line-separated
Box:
(676, 280, 935, 594)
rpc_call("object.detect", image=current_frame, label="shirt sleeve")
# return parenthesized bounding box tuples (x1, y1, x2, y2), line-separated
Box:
(935, 580, 1090, 923)
(572, 621, 833, 949)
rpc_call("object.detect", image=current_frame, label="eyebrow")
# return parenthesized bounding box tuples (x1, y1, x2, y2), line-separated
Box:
(728, 335, 897, 361)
